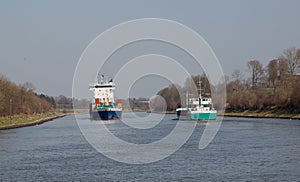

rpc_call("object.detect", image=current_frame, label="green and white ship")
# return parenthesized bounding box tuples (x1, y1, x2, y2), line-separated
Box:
(176, 81, 217, 121)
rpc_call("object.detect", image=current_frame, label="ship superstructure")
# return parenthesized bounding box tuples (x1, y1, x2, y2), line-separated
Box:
(89, 75, 122, 120)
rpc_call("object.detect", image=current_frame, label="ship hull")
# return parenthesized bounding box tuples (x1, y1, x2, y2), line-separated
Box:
(90, 110, 122, 120)
(189, 111, 217, 120)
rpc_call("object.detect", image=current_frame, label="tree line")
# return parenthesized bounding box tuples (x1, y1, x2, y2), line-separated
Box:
(227, 47, 300, 113)
(0, 75, 52, 116)
(0, 75, 89, 116)
(152, 47, 300, 113)
(151, 75, 212, 111)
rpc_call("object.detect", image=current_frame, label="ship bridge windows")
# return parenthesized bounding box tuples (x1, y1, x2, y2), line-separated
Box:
(95, 85, 113, 88)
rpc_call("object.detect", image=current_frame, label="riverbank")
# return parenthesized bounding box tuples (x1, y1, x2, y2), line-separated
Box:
(0, 113, 66, 130)
(148, 110, 300, 120)
(223, 110, 300, 120)
(124, 109, 300, 119)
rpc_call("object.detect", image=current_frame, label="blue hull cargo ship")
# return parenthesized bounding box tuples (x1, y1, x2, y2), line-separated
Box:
(89, 75, 122, 120)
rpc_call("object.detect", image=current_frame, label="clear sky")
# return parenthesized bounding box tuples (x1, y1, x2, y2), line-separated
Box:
(1, 0, 300, 98)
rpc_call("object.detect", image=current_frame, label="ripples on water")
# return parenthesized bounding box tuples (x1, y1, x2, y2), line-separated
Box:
(0, 113, 299, 181)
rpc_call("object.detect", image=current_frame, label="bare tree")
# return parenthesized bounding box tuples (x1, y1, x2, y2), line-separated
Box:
(22, 82, 36, 92)
(247, 60, 264, 89)
(277, 56, 288, 79)
(267, 59, 278, 87)
(281, 47, 300, 75)
(231, 69, 244, 90)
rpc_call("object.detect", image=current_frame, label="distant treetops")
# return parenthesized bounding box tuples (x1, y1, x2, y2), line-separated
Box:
(0, 75, 84, 116)
(226, 47, 300, 112)
(153, 47, 300, 113)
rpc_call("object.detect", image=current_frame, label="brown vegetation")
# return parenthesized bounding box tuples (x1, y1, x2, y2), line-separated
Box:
(122, 98, 150, 112)
(150, 75, 212, 112)
(150, 47, 300, 114)
(227, 47, 300, 113)
(0, 75, 53, 116)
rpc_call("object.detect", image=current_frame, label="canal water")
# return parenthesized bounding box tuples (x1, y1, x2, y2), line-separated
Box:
(0, 114, 299, 181)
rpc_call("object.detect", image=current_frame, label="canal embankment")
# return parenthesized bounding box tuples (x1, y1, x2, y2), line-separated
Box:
(222, 110, 300, 120)
(0, 113, 66, 130)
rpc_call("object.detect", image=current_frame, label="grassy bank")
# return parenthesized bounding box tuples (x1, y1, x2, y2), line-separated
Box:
(223, 110, 300, 119)
(0, 113, 65, 130)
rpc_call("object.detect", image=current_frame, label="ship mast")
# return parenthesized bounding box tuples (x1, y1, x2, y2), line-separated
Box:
(198, 77, 202, 99)
(199, 76, 202, 106)
(186, 91, 189, 108)
(97, 73, 104, 84)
